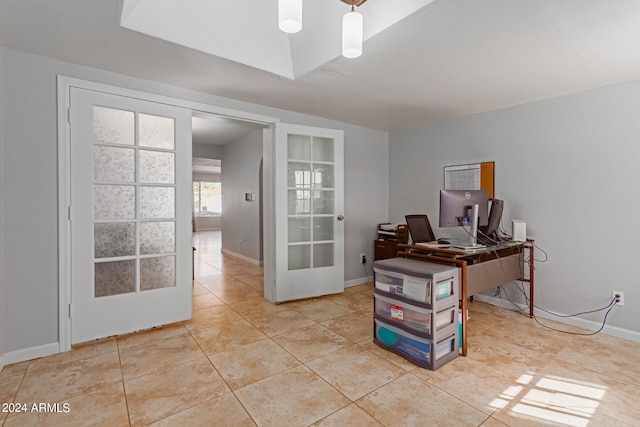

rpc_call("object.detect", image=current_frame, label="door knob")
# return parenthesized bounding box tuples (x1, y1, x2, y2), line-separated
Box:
(337, 215, 344, 221)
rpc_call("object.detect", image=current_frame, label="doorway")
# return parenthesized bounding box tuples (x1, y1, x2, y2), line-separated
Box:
(192, 112, 269, 296)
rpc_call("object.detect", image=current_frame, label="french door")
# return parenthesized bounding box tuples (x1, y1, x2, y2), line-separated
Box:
(69, 88, 192, 344)
(272, 124, 344, 302)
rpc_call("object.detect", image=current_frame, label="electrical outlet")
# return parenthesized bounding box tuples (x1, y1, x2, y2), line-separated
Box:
(360, 253, 366, 264)
(612, 290, 624, 306)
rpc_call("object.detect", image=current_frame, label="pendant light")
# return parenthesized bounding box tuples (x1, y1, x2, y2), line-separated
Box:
(342, 5, 363, 58)
(278, 0, 366, 59)
(279, 0, 302, 34)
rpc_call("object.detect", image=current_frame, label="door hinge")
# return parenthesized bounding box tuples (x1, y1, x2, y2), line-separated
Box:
(68, 303, 72, 318)
(68, 206, 72, 221)
(67, 107, 71, 123)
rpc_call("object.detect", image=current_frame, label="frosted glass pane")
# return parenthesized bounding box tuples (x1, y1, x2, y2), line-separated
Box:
(312, 190, 334, 214)
(313, 137, 334, 162)
(288, 217, 310, 243)
(288, 190, 310, 215)
(139, 150, 175, 184)
(95, 260, 135, 297)
(140, 186, 175, 219)
(313, 243, 334, 267)
(313, 217, 334, 241)
(288, 162, 311, 188)
(94, 223, 135, 258)
(139, 114, 175, 149)
(312, 164, 334, 189)
(93, 106, 134, 145)
(141, 256, 176, 291)
(288, 244, 310, 271)
(140, 222, 175, 254)
(93, 146, 135, 183)
(94, 185, 135, 219)
(287, 134, 311, 160)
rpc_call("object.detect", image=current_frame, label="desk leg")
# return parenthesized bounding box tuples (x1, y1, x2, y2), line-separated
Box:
(461, 260, 468, 357)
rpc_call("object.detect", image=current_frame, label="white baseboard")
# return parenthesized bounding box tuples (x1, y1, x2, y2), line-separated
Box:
(472, 295, 640, 343)
(2, 342, 60, 366)
(220, 248, 262, 267)
(0, 354, 4, 372)
(345, 276, 371, 288)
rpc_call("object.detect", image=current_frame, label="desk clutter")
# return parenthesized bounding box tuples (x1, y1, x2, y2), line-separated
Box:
(373, 257, 459, 371)
(374, 223, 408, 261)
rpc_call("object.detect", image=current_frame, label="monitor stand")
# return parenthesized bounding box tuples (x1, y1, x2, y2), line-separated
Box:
(451, 204, 486, 250)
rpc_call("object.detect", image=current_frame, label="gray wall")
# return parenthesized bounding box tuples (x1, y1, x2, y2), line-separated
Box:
(0, 48, 389, 357)
(193, 143, 223, 160)
(0, 47, 5, 367)
(389, 79, 640, 337)
(2, 49, 60, 354)
(221, 129, 263, 262)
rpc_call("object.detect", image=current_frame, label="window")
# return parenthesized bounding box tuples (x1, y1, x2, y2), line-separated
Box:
(193, 181, 222, 216)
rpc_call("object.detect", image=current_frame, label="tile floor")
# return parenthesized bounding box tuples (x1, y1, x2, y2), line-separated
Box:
(2, 231, 640, 426)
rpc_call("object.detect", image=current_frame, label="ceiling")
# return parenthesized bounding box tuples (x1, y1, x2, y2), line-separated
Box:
(2, 0, 640, 132)
(192, 113, 265, 146)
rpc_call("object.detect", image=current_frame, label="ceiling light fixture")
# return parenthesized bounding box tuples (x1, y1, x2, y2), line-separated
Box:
(341, 0, 366, 58)
(278, 0, 367, 58)
(278, 0, 303, 34)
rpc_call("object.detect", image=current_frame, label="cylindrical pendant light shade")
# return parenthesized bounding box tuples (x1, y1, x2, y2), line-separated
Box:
(342, 10, 363, 58)
(279, 0, 303, 34)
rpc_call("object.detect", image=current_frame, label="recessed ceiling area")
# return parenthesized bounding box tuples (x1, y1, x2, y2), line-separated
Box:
(120, 0, 434, 79)
(2, 1, 640, 131)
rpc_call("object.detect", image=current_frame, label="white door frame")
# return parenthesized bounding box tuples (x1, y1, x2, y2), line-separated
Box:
(57, 76, 278, 352)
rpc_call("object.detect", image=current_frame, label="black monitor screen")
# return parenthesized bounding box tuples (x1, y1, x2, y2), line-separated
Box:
(439, 190, 489, 227)
(480, 199, 504, 239)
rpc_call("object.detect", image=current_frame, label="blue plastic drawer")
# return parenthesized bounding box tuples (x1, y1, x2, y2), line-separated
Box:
(375, 320, 433, 364)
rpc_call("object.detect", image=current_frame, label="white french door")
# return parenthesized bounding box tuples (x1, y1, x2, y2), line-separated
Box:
(273, 123, 344, 302)
(69, 88, 192, 344)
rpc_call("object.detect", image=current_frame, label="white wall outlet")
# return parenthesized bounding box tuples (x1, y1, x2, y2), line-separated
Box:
(360, 253, 366, 264)
(612, 290, 624, 306)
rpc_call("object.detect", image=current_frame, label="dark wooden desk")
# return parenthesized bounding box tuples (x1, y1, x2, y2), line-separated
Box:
(396, 241, 534, 356)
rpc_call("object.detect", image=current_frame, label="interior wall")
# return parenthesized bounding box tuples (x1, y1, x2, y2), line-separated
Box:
(193, 143, 223, 159)
(0, 47, 6, 368)
(2, 49, 60, 355)
(0, 48, 389, 358)
(221, 129, 263, 263)
(389, 79, 640, 338)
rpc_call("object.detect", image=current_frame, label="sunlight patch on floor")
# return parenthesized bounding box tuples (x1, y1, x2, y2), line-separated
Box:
(492, 373, 608, 427)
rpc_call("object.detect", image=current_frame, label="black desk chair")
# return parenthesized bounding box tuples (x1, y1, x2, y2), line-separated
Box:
(405, 214, 436, 244)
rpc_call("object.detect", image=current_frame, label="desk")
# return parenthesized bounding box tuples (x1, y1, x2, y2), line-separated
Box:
(396, 241, 534, 356)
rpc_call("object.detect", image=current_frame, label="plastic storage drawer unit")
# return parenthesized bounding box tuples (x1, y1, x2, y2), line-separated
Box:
(373, 257, 459, 370)
(374, 319, 458, 370)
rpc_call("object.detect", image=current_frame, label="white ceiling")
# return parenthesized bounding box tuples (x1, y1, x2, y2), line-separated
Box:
(2, 0, 640, 132)
(192, 113, 265, 146)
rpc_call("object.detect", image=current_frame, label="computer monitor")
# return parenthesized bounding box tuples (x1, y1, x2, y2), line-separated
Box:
(479, 199, 504, 241)
(439, 190, 489, 228)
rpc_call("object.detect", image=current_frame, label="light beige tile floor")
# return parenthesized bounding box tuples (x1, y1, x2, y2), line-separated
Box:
(2, 230, 640, 426)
